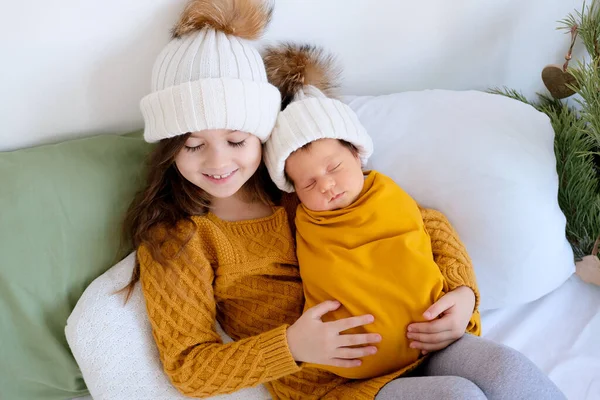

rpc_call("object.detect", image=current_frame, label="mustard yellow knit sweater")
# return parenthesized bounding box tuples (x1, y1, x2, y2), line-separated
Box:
(138, 195, 481, 399)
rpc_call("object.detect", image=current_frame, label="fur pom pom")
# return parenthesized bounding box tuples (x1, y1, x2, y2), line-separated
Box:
(172, 0, 272, 40)
(263, 42, 340, 109)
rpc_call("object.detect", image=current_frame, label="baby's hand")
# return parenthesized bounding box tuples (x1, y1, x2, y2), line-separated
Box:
(406, 286, 475, 354)
(287, 300, 381, 367)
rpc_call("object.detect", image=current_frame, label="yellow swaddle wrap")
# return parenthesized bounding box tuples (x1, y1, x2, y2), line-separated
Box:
(296, 171, 446, 379)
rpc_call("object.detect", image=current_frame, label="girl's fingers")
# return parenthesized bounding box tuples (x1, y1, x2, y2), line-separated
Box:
(407, 330, 454, 344)
(338, 333, 382, 347)
(423, 294, 456, 320)
(409, 338, 456, 351)
(331, 314, 375, 333)
(335, 345, 378, 359)
(308, 300, 342, 319)
(408, 316, 453, 334)
(328, 358, 362, 368)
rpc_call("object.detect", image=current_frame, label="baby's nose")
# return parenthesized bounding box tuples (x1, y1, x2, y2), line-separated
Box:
(319, 178, 335, 193)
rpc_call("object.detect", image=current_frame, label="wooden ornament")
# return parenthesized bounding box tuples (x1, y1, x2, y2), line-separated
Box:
(575, 237, 600, 286)
(542, 25, 580, 99)
(542, 64, 578, 99)
(576, 255, 600, 286)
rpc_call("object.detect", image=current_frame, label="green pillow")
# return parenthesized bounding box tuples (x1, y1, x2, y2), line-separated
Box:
(0, 132, 153, 400)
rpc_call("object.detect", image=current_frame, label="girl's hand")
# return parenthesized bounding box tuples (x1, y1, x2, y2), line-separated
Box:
(287, 300, 381, 368)
(407, 286, 475, 355)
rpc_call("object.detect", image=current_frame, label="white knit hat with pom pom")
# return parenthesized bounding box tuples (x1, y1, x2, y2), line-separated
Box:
(263, 43, 373, 193)
(140, 0, 281, 143)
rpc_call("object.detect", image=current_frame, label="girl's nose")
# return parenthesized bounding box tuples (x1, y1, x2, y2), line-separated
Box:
(204, 146, 229, 170)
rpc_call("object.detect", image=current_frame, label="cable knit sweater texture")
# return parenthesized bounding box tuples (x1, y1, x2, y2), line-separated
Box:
(138, 194, 481, 399)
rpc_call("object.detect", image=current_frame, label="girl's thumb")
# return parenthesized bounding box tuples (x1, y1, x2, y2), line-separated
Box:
(424, 295, 453, 320)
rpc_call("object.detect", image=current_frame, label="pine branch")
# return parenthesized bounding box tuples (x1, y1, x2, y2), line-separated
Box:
(558, 12, 579, 32)
(580, 0, 600, 59)
(570, 59, 600, 150)
(487, 87, 562, 113)
(488, 87, 533, 105)
(561, 0, 600, 59)
(548, 102, 600, 259)
(491, 2, 600, 259)
(489, 87, 600, 258)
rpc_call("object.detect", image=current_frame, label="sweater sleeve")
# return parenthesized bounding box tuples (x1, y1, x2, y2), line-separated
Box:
(138, 238, 301, 397)
(419, 207, 481, 335)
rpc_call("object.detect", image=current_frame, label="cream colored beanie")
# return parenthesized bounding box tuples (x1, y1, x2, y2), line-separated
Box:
(263, 43, 373, 192)
(140, 0, 281, 143)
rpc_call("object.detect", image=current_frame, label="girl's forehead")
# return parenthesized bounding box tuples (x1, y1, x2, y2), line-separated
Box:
(188, 129, 244, 139)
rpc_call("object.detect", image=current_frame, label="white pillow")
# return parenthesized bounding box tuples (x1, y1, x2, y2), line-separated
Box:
(66, 90, 575, 399)
(65, 252, 271, 400)
(345, 90, 574, 310)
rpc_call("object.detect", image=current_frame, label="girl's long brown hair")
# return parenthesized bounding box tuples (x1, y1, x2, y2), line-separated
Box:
(121, 133, 279, 301)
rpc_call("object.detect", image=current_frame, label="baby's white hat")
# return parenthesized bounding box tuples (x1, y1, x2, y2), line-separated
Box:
(140, 0, 281, 143)
(263, 43, 373, 192)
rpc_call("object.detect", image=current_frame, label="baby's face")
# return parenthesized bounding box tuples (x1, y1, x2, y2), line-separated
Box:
(285, 139, 365, 211)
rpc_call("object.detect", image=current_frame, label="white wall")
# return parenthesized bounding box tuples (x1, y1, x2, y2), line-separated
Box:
(0, 0, 585, 151)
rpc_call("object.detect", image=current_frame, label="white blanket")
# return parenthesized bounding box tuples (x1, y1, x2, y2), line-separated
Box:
(67, 254, 600, 400)
(481, 274, 600, 400)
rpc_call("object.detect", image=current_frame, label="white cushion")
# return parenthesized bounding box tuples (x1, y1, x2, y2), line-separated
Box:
(65, 252, 271, 400)
(345, 90, 574, 310)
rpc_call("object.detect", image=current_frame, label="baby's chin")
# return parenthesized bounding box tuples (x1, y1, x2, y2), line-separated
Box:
(305, 201, 343, 212)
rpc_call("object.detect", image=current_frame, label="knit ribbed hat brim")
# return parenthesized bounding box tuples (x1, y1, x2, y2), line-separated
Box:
(141, 77, 280, 143)
(264, 96, 373, 192)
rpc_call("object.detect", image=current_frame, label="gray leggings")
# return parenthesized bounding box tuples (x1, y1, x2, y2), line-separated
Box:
(375, 334, 566, 400)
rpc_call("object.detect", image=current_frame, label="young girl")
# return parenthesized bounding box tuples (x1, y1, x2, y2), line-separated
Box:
(125, 0, 565, 399)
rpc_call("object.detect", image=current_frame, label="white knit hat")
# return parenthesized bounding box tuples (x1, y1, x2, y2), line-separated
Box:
(263, 44, 373, 192)
(140, 0, 281, 143)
